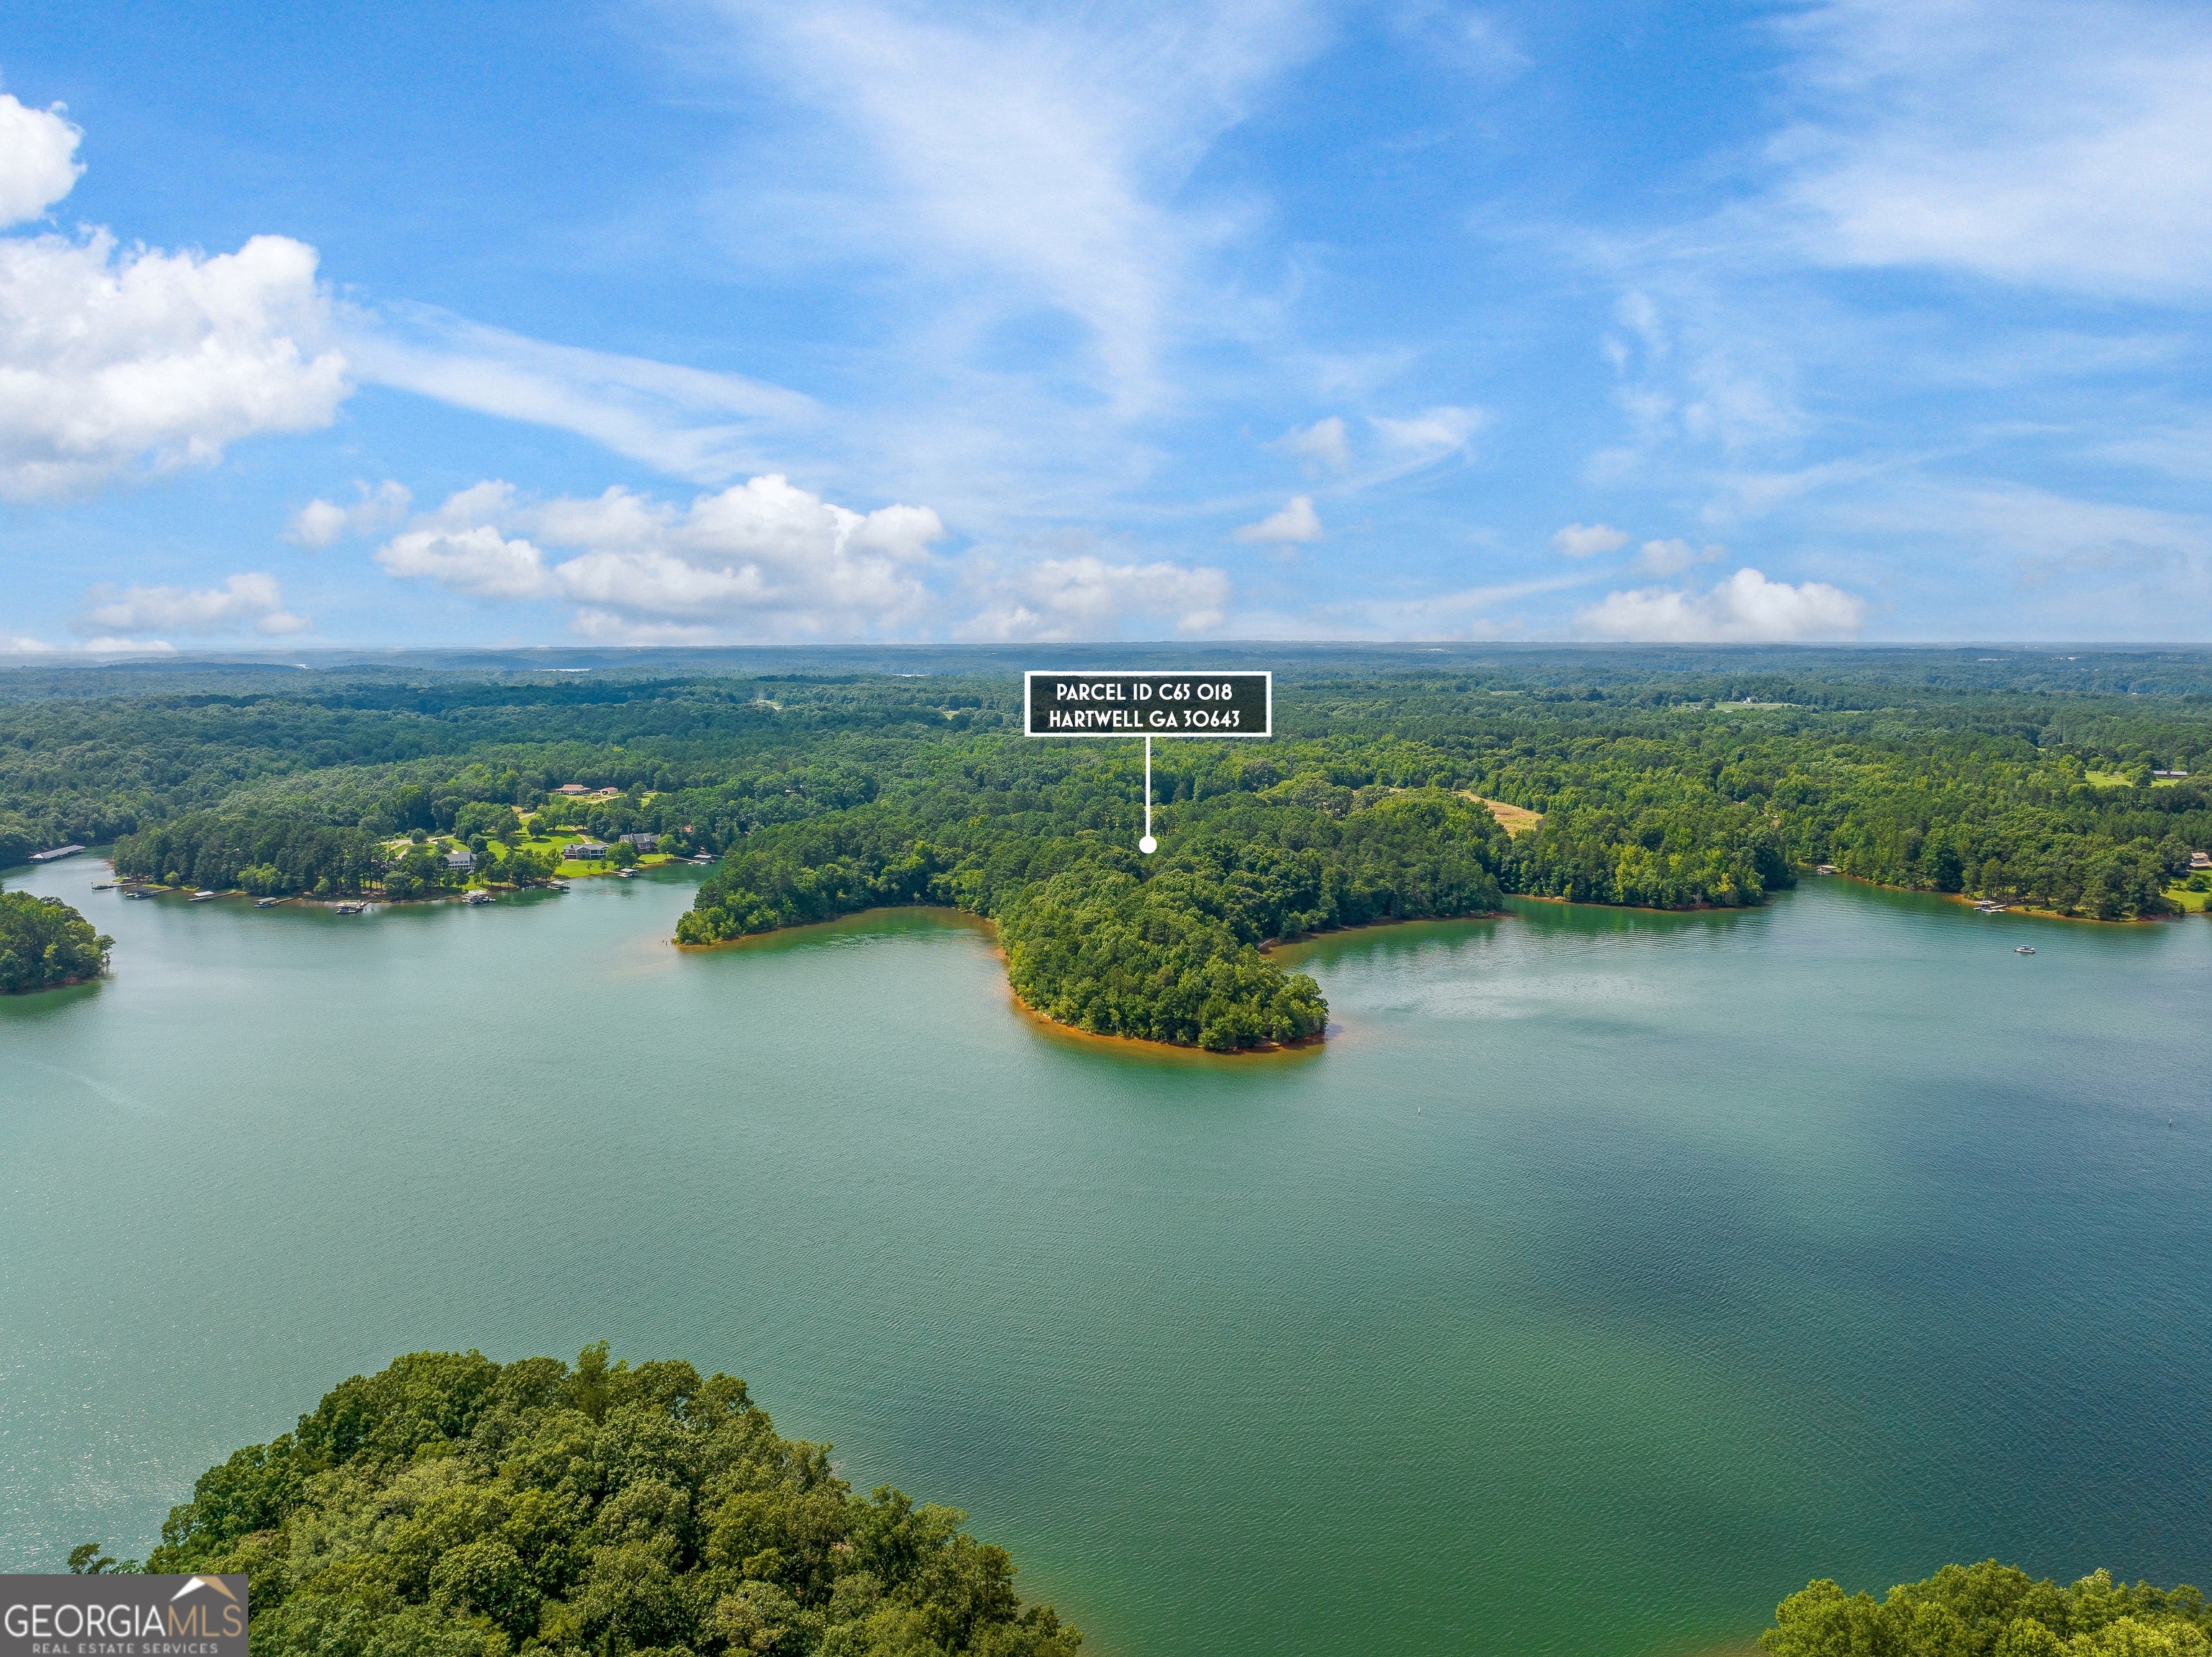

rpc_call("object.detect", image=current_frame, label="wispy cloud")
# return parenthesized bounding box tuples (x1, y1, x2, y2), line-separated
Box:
(342, 304, 819, 483)
(1768, 0, 2212, 296)
(696, 0, 1323, 418)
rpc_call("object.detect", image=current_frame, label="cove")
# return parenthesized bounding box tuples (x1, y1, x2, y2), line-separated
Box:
(4, 857, 2210, 1656)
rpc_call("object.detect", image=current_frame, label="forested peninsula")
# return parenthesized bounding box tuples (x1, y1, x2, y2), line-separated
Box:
(1763, 1560, 2212, 1656)
(101, 1345, 1078, 1657)
(0, 881, 111, 992)
(6, 647, 2212, 1045)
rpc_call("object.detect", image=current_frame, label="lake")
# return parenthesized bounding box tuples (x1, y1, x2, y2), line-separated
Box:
(4, 858, 2209, 1656)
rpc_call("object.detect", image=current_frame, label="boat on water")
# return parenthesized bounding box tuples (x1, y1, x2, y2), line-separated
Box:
(464, 889, 495, 904)
(257, 896, 284, 907)
(189, 890, 217, 902)
(2015, 945, 2036, 954)
(122, 888, 154, 899)
(333, 901, 364, 914)
(616, 868, 637, 879)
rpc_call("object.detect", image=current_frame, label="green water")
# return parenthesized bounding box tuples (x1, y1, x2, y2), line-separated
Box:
(4, 858, 2210, 1656)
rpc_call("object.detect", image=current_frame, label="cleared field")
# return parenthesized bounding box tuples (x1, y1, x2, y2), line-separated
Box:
(1463, 794, 1545, 836)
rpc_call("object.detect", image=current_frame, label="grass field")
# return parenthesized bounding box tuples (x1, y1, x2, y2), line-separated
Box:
(2165, 884, 2211, 913)
(1464, 794, 1545, 835)
(2085, 771, 2182, 788)
(380, 829, 675, 885)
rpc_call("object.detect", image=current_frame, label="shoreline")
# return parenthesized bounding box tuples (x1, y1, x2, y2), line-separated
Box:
(676, 903, 1329, 1057)
(1802, 866, 2188, 925)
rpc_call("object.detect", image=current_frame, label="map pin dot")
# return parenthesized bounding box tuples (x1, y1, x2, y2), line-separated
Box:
(1139, 835, 1157, 855)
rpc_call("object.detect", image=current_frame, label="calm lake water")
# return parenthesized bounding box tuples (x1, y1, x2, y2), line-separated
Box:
(4, 858, 2209, 1656)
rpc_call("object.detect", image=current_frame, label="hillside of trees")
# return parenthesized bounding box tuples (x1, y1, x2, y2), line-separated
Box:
(0, 881, 111, 992)
(120, 1344, 1079, 1657)
(1763, 1560, 2211, 1656)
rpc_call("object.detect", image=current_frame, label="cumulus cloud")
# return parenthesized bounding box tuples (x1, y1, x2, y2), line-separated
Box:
(0, 205, 350, 500)
(1551, 522, 1629, 557)
(956, 554, 1230, 640)
(1232, 495, 1323, 544)
(1771, 0, 2212, 295)
(1273, 416, 1349, 469)
(72, 572, 310, 640)
(1578, 567, 1867, 641)
(377, 475, 944, 639)
(1635, 537, 1726, 575)
(0, 94, 83, 227)
(288, 480, 413, 547)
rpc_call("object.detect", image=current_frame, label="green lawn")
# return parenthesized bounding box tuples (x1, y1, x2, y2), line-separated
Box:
(2165, 883, 2211, 913)
(2085, 770, 2182, 788)
(378, 825, 680, 887)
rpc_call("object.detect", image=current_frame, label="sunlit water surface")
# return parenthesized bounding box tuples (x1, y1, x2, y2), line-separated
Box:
(4, 858, 2208, 1656)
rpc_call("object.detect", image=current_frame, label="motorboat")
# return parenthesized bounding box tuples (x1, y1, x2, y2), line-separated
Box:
(616, 868, 637, 879)
(122, 888, 154, 899)
(333, 901, 364, 914)
(2015, 945, 2035, 954)
(189, 890, 217, 902)
(257, 897, 284, 907)
(464, 889, 495, 904)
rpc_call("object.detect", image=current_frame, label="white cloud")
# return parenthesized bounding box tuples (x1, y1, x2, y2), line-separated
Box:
(288, 480, 413, 547)
(956, 553, 1230, 640)
(1233, 494, 1323, 544)
(1274, 416, 1349, 469)
(1578, 567, 1868, 641)
(1770, 0, 2212, 295)
(1370, 404, 1482, 457)
(377, 523, 554, 601)
(1550, 522, 1628, 557)
(72, 572, 310, 639)
(341, 306, 819, 483)
(0, 94, 82, 228)
(0, 228, 351, 502)
(377, 474, 944, 638)
(2, 635, 59, 653)
(1635, 537, 1725, 575)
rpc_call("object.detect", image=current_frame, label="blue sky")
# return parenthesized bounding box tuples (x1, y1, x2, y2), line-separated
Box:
(1, 0, 2208, 649)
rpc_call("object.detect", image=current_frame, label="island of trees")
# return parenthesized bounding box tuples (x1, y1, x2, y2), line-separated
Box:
(0, 881, 111, 992)
(1763, 1560, 2211, 1656)
(99, 1344, 1078, 1657)
(6, 647, 2211, 1041)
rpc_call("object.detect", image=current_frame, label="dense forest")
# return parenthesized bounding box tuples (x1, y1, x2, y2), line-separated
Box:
(6, 647, 2212, 1042)
(91, 1345, 1076, 1657)
(0, 881, 111, 992)
(1763, 1560, 2212, 1656)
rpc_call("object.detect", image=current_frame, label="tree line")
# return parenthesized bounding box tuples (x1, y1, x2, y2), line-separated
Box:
(86, 1344, 1077, 1657)
(1763, 1559, 2211, 1656)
